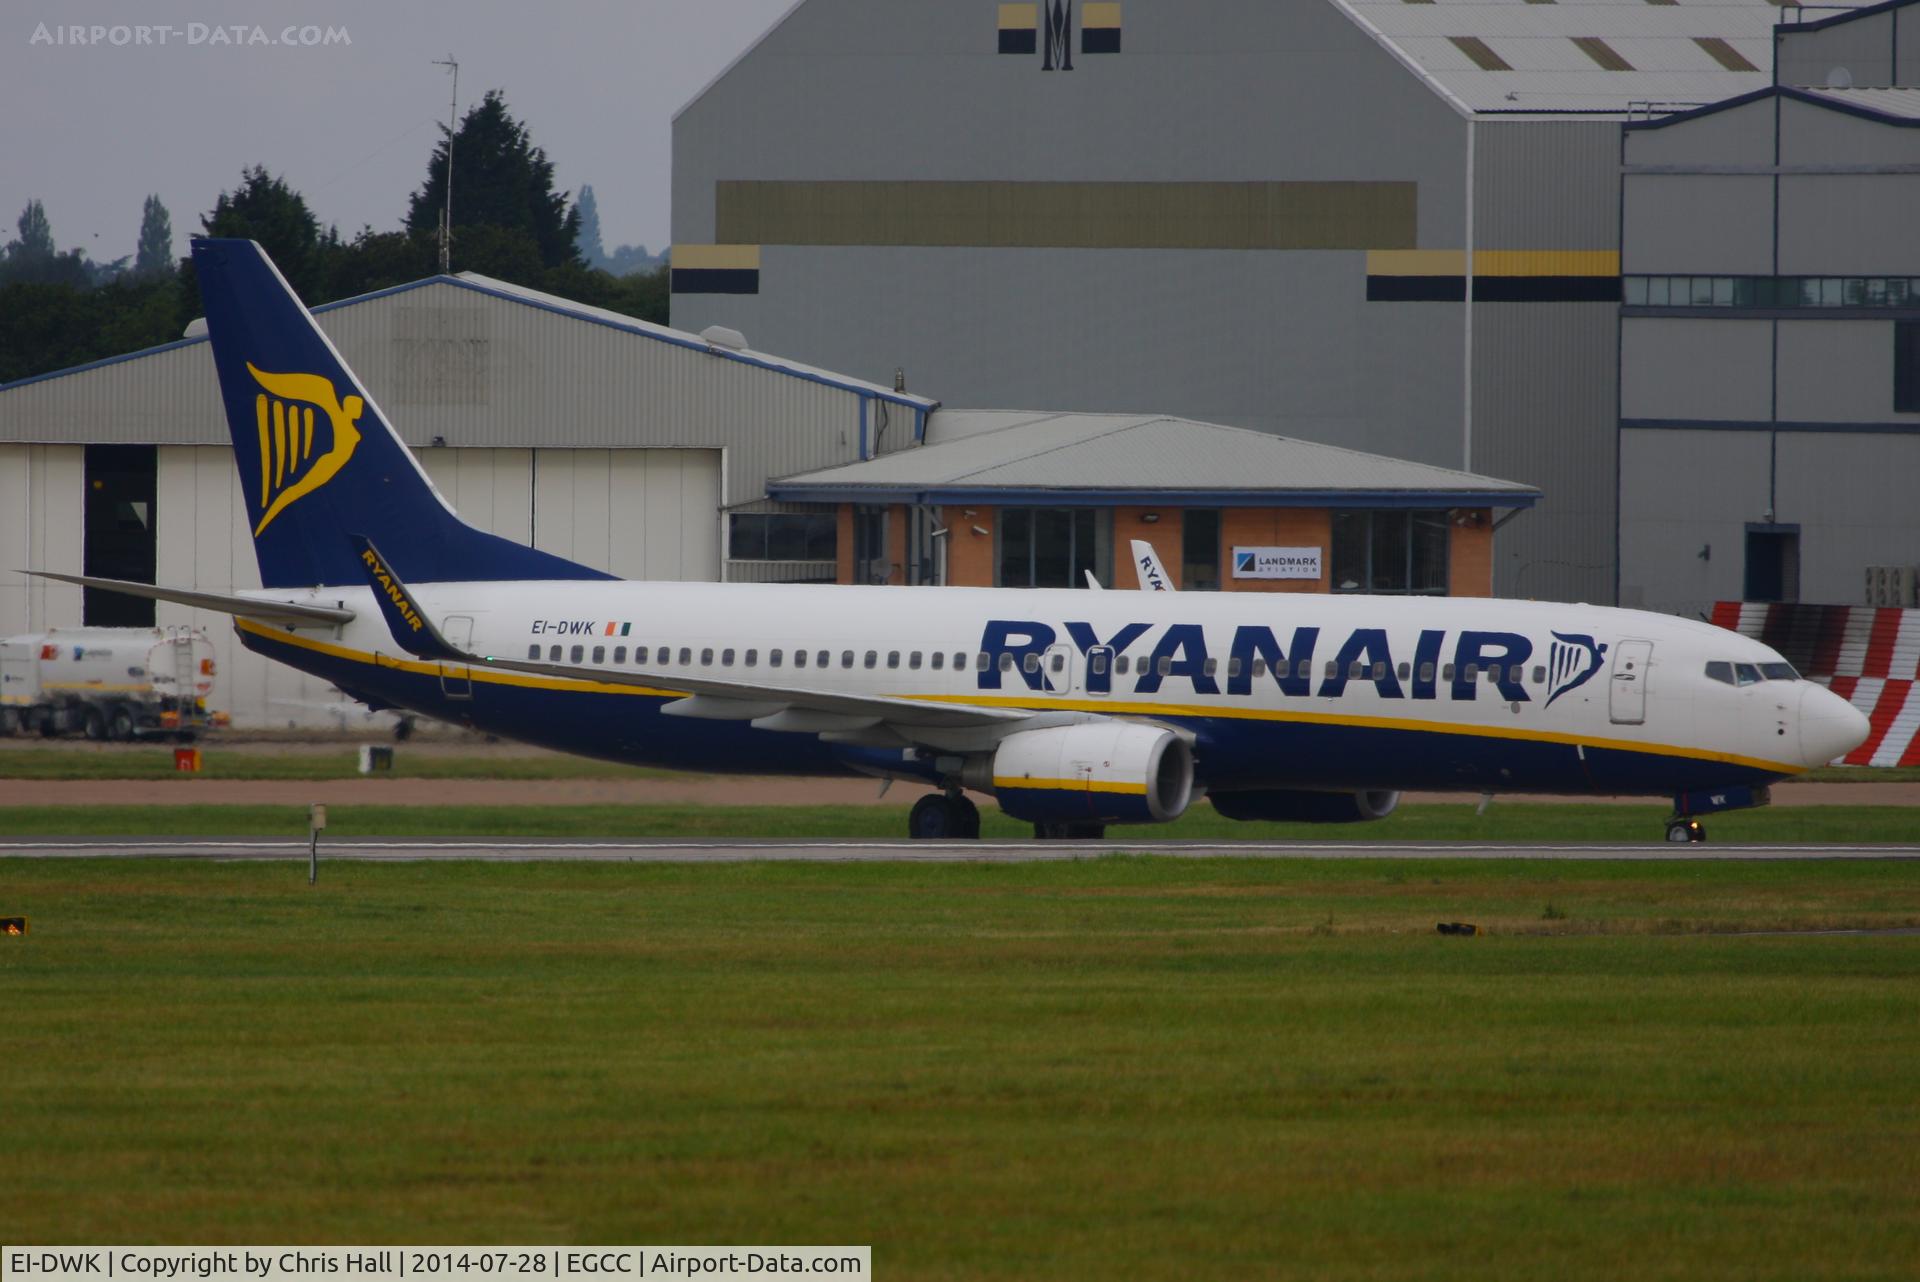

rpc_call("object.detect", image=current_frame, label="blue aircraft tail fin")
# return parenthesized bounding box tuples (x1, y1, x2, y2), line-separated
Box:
(190, 237, 615, 588)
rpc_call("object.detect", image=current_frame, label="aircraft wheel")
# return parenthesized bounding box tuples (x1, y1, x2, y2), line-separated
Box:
(1665, 819, 1702, 844)
(908, 794, 962, 840)
(951, 795, 981, 839)
(393, 717, 416, 742)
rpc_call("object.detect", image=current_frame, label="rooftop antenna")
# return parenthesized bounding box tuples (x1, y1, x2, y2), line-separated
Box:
(432, 55, 459, 273)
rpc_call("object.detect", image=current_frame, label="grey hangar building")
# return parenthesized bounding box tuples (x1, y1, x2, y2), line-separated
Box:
(670, 0, 1920, 614)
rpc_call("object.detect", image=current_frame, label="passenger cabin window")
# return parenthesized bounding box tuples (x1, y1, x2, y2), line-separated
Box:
(679, 647, 692, 665)
(745, 649, 757, 667)
(1158, 656, 1173, 676)
(1325, 660, 1338, 678)
(818, 651, 831, 668)
(613, 646, 627, 663)
(571, 645, 585, 663)
(769, 650, 781, 667)
(1397, 662, 1410, 680)
(909, 652, 922, 670)
(792, 649, 806, 668)
(721, 649, 735, 667)
(1024, 653, 1041, 674)
(549, 646, 562, 661)
(527, 645, 539, 659)
(1531, 665, 1544, 684)
(1486, 664, 1501, 684)
(1373, 661, 1387, 681)
(1250, 659, 1266, 678)
(930, 652, 944, 671)
(887, 651, 900, 669)
(1091, 652, 1109, 675)
(1203, 658, 1218, 677)
(1000, 654, 1015, 671)
(955, 652, 967, 670)
(701, 648, 714, 666)
(592, 646, 605, 664)
(1116, 655, 1130, 675)
(1420, 662, 1435, 683)
(1050, 652, 1065, 672)
(842, 651, 855, 668)
(865, 651, 879, 669)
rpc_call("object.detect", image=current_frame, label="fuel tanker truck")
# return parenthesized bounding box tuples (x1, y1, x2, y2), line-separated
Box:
(0, 626, 220, 741)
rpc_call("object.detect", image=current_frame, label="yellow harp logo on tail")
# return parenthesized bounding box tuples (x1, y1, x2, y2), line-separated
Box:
(246, 362, 364, 536)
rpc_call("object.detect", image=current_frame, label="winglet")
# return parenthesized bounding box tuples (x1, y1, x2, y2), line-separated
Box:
(1131, 540, 1175, 591)
(351, 535, 464, 661)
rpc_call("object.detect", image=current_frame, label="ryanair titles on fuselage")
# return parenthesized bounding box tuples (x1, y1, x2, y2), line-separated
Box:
(972, 618, 1608, 705)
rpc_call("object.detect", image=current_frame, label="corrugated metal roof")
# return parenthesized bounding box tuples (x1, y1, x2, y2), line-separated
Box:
(1798, 86, 1920, 119)
(770, 411, 1540, 506)
(1334, 0, 1866, 115)
(0, 271, 936, 412)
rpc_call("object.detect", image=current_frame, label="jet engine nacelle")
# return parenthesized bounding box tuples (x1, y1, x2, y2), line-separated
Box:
(1210, 788, 1401, 824)
(970, 722, 1194, 826)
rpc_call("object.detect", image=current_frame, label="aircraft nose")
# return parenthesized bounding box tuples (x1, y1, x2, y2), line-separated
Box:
(1798, 682, 1870, 767)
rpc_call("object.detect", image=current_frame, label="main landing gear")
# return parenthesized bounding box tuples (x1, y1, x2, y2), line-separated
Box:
(908, 792, 981, 840)
(1664, 817, 1706, 844)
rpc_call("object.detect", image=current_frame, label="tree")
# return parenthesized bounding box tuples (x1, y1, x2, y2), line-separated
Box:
(200, 166, 329, 300)
(1, 199, 91, 287)
(135, 195, 173, 278)
(405, 89, 581, 270)
(575, 183, 606, 270)
(14, 199, 54, 259)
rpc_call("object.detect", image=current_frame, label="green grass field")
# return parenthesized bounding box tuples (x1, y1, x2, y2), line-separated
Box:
(3, 858, 1917, 1279)
(1, 801, 1917, 843)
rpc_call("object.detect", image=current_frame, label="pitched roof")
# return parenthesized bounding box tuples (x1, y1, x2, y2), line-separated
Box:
(1334, 0, 1815, 116)
(770, 410, 1540, 508)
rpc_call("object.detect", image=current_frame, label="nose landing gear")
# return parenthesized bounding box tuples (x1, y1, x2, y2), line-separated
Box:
(1664, 817, 1706, 844)
(1665, 784, 1770, 844)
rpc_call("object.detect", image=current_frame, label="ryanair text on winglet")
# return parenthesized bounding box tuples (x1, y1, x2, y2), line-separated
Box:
(359, 547, 423, 633)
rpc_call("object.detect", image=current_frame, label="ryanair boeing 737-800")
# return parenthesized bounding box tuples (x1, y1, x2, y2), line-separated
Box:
(36, 239, 1869, 843)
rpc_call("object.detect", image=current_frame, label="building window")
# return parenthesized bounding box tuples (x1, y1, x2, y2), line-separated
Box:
(853, 505, 889, 584)
(1331, 510, 1449, 594)
(729, 511, 836, 561)
(1182, 510, 1220, 591)
(997, 508, 1108, 588)
(1626, 275, 1920, 311)
(1897, 321, 1920, 413)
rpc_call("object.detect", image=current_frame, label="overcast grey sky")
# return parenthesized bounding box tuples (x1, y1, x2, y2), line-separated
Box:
(1, 0, 796, 265)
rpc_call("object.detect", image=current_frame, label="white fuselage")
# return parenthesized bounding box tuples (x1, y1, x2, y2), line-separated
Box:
(235, 579, 1866, 798)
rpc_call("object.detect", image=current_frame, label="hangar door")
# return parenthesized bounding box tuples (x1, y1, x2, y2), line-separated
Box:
(531, 448, 721, 581)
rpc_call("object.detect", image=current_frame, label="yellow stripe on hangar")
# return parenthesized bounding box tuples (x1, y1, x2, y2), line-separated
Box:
(1367, 249, 1620, 277)
(669, 243, 761, 271)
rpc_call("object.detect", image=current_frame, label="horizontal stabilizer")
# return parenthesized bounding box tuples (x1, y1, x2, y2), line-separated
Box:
(25, 570, 354, 626)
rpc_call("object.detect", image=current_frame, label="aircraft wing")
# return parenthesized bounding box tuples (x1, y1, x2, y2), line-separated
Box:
(475, 653, 1029, 730)
(25, 570, 355, 627)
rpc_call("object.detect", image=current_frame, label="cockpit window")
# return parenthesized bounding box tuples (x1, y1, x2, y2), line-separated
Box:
(1760, 662, 1799, 681)
(1734, 662, 1762, 686)
(1704, 661, 1734, 685)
